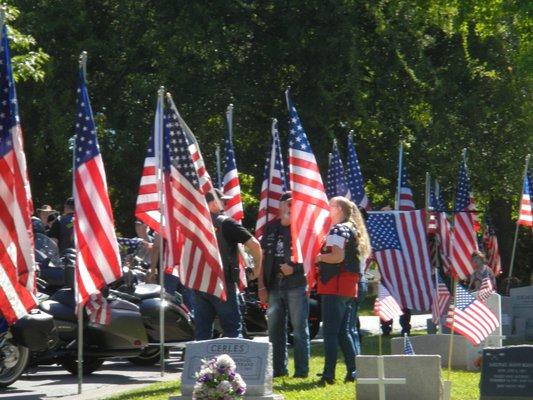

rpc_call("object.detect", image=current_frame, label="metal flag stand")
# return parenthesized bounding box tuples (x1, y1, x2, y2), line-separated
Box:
(76, 50, 88, 395)
(154, 87, 166, 377)
(506, 154, 531, 295)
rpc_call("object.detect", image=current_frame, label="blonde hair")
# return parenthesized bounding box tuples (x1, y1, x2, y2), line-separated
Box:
(331, 196, 372, 259)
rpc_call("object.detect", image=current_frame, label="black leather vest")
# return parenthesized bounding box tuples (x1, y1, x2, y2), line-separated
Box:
(318, 223, 360, 284)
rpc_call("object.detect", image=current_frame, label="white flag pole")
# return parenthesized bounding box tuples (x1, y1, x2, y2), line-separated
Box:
(215, 144, 221, 188)
(76, 50, 88, 395)
(506, 154, 531, 294)
(155, 87, 166, 376)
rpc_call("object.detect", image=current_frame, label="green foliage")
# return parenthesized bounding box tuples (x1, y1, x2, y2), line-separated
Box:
(10, 1, 532, 277)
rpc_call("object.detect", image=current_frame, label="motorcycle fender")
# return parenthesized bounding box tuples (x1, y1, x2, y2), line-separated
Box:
(139, 298, 194, 342)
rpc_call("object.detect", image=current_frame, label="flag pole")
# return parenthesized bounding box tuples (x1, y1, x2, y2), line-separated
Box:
(447, 279, 457, 382)
(506, 154, 531, 295)
(426, 172, 439, 333)
(265, 119, 278, 229)
(434, 180, 443, 333)
(215, 144, 221, 188)
(226, 104, 234, 141)
(76, 50, 88, 395)
(155, 87, 166, 376)
(395, 142, 403, 210)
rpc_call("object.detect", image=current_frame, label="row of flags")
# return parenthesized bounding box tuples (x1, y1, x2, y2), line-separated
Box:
(0, 8, 531, 340)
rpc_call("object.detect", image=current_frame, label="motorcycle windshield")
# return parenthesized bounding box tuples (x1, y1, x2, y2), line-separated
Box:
(35, 233, 62, 267)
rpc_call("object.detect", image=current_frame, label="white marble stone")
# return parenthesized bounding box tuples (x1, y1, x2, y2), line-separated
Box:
(510, 285, 533, 340)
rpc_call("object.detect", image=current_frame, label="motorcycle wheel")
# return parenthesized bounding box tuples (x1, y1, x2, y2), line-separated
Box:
(61, 356, 104, 375)
(129, 347, 169, 366)
(0, 341, 29, 388)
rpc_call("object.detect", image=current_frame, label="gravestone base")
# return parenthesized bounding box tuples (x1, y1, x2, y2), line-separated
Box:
(391, 334, 482, 371)
(357, 355, 442, 400)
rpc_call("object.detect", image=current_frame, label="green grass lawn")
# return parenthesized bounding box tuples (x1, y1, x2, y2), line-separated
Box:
(106, 333, 481, 400)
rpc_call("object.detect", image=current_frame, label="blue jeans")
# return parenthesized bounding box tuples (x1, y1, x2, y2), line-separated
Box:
(193, 282, 242, 340)
(321, 294, 356, 380)
(349, 277, 368, 356)
(267, 285, 310, 376)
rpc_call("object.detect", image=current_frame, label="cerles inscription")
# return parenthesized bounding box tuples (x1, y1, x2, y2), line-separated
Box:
(207, 343, 249, 353)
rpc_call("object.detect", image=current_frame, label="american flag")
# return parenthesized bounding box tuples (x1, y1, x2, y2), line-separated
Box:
(223, 105, 244, 222)
(326, 139, 349, 199)
(403, 334, 415, 355)
(517, 171, 532, 227)
(476, 276, 495, 303)
(367, 210, 433, 311)
(396, 150, 415, 211)
(73, 62, 122, 324)
(431, 272, 451, 324)
(451, 158, 478, 280)
(433, 183, 453, 273)
(346, 133, 370, 210)
(165, 105, 226, 300)
(285, 89, 330, 287)
(255, 119, 287, 240)
(134, 120, 160, 233)
(482, 214, 502, 277)
(0, 22, 37, 325)
(446, 283, 499, 345)
(373, 284, 403, 322)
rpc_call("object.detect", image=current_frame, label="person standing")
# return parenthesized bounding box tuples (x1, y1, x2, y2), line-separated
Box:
(194, 188, 262, 340)
(316, 196, 371, 385)
(468, 250, 496, 291)
(259, 191, 309, 378)
(48, 197, 75, 252)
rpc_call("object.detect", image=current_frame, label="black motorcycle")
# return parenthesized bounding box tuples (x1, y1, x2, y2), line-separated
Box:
(109, 267, 195, 366)
(31, 234, 149, 375)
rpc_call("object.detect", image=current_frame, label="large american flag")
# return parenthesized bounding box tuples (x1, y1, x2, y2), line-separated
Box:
(346, 133, 370, 210)
(73, 64, 122, 324)
(517, 171, 532, 227)
(325, 139, 349, 199)
(397, 153, 415, 211)
(367, 210, 433, 311)
(165, 106, 226, 300)
(431, 272, 451, 324)
(0, 22, 37, 325)
(482, 214, 502, 277)
(451, 159, 478, 280)
(255, 119, 287, 240)
(223, 105, 244, 222)
(446, 283, 499, 345)
(373, 283, 403, 322)
(285, 89, 330, 287)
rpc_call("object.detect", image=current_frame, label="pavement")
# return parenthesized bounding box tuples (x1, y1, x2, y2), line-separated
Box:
(1, 314, 431, 399)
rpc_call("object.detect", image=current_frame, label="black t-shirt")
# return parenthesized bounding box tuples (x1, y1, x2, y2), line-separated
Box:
(48, 213, 75, 252)
(220, 218, 253, 247)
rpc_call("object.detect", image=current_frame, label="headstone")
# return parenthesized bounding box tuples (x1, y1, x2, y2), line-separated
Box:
(485, 293, 504, 348)
(170, 338, 283, 400)
(510, 286, 533, 340)
(500, 296, 512, 337)
(514, 318, 526, 340)
(480, 345, 533, 400)
(357, 355, 442, 400)
(391, 334, 481, 371)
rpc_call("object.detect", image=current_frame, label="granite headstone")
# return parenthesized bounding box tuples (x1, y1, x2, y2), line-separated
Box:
(171, 338, 283, 400)
(510, 286, 533, 340)
(480, 345, 533, 400)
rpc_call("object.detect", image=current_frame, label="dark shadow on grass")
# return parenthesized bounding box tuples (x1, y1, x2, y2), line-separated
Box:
(273, 379, 326, 391)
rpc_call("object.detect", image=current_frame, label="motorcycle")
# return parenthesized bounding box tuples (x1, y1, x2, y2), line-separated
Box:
(109, 264, 195, 366)
(31, 234, 149, 375)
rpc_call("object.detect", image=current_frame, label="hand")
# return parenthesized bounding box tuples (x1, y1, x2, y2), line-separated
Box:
(279, 263, 294, 276)
(258, 287, 268, 305)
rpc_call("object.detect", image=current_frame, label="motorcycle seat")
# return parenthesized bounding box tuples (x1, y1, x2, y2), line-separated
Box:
(134, 283, 162, 300)
(50, 288, 76, 309)
(39, 299, 76, 323)
(109, 297, 139, 312)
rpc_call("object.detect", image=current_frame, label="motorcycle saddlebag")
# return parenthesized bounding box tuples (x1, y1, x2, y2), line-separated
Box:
(11, 309, 58, 351)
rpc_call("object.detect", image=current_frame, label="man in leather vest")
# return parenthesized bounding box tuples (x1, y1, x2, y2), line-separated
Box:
(194, 188, 263, 340)
(259, 191, 310, 378)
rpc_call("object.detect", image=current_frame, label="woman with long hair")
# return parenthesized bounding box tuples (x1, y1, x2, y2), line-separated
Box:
(315, 196, 371, 385)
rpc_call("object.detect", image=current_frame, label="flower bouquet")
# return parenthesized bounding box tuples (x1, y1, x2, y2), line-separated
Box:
(192, 354, 246, 400)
